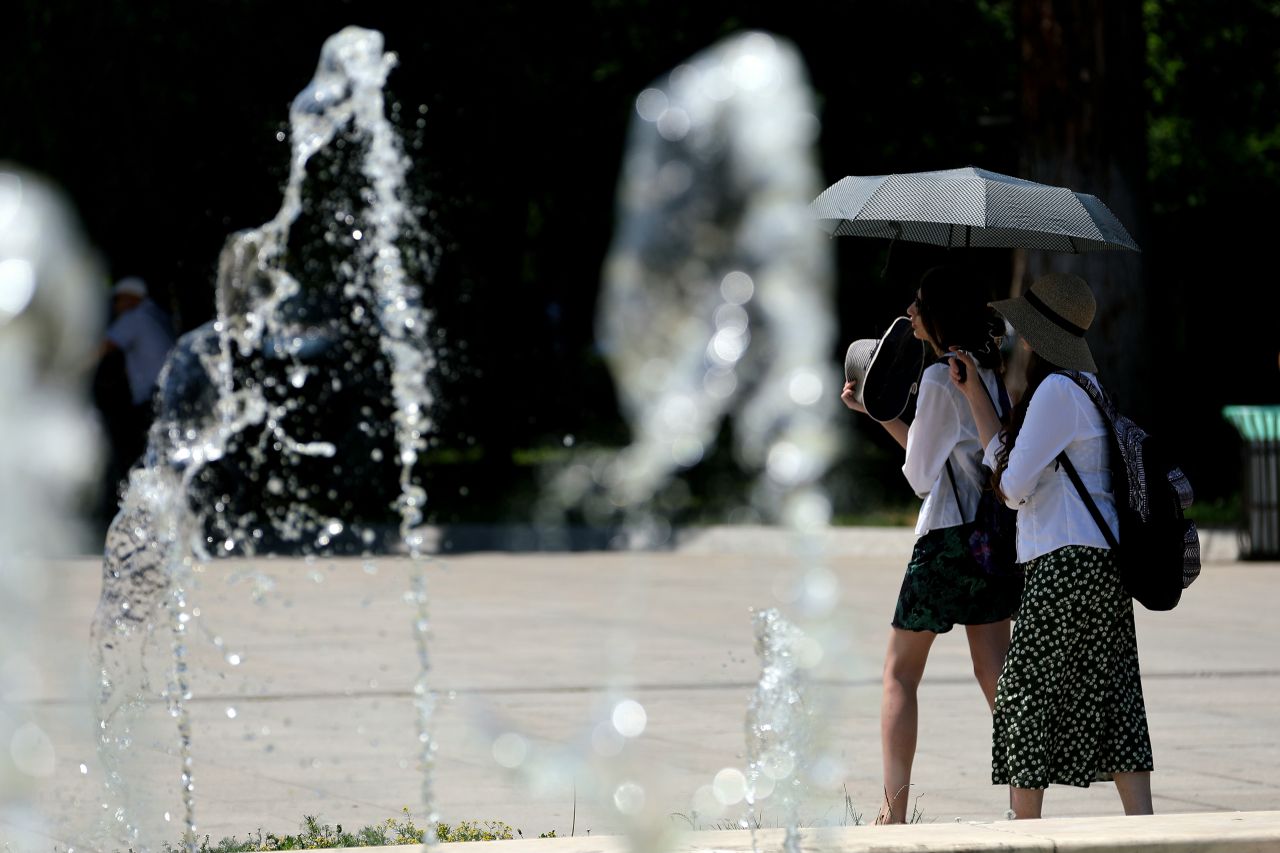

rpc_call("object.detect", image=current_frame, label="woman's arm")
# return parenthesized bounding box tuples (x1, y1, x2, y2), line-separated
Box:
(880, 417, 909, 450)
(841, 380, 908, 449)
(988, 376, 1082, 506)
(901, 371, 960, 498)
(948, 349, 1001, 448)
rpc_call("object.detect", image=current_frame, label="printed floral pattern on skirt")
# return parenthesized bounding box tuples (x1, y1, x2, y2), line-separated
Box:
(992, 545, 1154, 788)
(892, 523, 1023, 634)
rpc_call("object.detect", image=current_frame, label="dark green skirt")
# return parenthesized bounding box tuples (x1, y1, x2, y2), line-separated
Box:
(892, 524, 1023, 634)
(992, 545, 1154, 788)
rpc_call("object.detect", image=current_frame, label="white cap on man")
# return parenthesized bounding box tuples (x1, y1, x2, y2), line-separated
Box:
(111, 276, 148, 298)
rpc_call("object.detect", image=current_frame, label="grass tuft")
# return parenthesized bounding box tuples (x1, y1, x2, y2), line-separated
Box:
(161, 809, 544, 851)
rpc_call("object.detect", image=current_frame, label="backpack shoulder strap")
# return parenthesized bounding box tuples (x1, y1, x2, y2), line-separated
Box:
(1054, 369, 1114, 422)
(1057, 451, 1120, 550)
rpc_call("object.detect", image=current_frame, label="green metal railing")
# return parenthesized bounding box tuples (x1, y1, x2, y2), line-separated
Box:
(1223, 406, 1280, 559)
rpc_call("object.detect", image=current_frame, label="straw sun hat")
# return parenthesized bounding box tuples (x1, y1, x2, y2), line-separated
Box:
(990, 272, 1098, 373)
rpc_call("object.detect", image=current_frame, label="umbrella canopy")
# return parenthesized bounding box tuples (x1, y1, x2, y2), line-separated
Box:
(812, 166, 1140, 253)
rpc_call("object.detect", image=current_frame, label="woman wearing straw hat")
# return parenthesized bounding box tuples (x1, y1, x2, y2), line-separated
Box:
(842, 265, 1023, 824)
(949, 272, 1154, 819)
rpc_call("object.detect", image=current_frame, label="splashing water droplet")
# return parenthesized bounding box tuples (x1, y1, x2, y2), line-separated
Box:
(761, 748, 796, 780)
(611, 699, 647, 738)
(656, 108, 691, 141)
(491, 733, 528, 769)
(613, 781, 646, 815)
(788, 370, 823, 406)
(766, 441, 807, 485)
(635, 88, 668, 121)
(712, 768, 747, 805)
(0, 258, 37, 319)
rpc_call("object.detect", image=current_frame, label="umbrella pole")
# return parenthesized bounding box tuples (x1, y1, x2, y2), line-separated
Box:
(879, 224, 902, 278)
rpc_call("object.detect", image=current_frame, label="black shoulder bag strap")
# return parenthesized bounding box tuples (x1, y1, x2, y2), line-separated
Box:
(943, 369, 1008, 517)
(944, 459, 964, 514)
(993, 379, 1011, 422)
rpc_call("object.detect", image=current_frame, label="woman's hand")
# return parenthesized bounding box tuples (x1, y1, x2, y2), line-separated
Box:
(947, 348, 981, 399)
(841, 380, 867, 414)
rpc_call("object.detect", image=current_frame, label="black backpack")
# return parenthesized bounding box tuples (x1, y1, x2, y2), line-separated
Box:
(1054, 371, 1201, 611)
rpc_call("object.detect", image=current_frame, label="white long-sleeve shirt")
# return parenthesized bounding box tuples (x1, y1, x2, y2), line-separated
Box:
(982, 372, 1118, 563)
(106, 299, 177, 405)
(903, 361, 1004, 537)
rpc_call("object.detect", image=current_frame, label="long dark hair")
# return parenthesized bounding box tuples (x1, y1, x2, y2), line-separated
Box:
(915, 265, 1004, 370)
(992, 350, 1067, 502)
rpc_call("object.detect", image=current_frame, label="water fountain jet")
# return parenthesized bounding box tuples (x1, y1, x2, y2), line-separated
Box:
(556, 29, 846, 851)
(90, 26, 440, 850)
(0, 165, 104, 850)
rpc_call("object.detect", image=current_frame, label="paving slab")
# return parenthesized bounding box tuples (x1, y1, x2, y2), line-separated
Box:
(5, 527, 1278, 850)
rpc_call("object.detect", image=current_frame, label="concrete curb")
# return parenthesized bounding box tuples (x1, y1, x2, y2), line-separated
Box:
(330, 811, 1280, 852)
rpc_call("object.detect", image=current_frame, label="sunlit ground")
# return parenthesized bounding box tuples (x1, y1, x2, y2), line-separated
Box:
(13, 531, 1279, 846)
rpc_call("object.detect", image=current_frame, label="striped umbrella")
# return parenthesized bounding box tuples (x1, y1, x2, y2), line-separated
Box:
(812, 166, 1140, 253)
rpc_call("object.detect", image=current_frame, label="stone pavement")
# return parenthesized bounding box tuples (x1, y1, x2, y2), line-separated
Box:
(7, 526, 1279, 849)
(435, 812, 1280, 853)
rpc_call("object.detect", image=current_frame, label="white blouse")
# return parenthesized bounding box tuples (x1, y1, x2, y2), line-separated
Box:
(981, 372, 1119, 563)
(902, 361, 1004, 537)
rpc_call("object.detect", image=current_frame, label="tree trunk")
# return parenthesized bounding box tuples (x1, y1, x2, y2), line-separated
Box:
(1016, 0, 1150, 416)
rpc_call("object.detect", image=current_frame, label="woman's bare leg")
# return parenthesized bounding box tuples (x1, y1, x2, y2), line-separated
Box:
(1010, 786, 1044, 819)
(964, 620, 1012, 711)
(966, 619, 1013, 815)
(879, 628, 937, 823)
(1113, 771, 1153, 815)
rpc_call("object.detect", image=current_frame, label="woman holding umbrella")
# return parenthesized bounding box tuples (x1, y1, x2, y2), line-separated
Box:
(842, 265, 1022, 824)
(949, 272, 1153, 819)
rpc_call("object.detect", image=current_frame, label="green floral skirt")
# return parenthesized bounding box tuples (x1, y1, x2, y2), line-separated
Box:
(892, 524, 1023, 634)
(992, 545, 1154, 789)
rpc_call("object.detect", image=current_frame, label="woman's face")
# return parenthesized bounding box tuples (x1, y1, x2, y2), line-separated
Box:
(907, 290, 938, 349)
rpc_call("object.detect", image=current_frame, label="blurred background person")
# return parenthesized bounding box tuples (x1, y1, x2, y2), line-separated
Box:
(93, 276, 175, 522)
